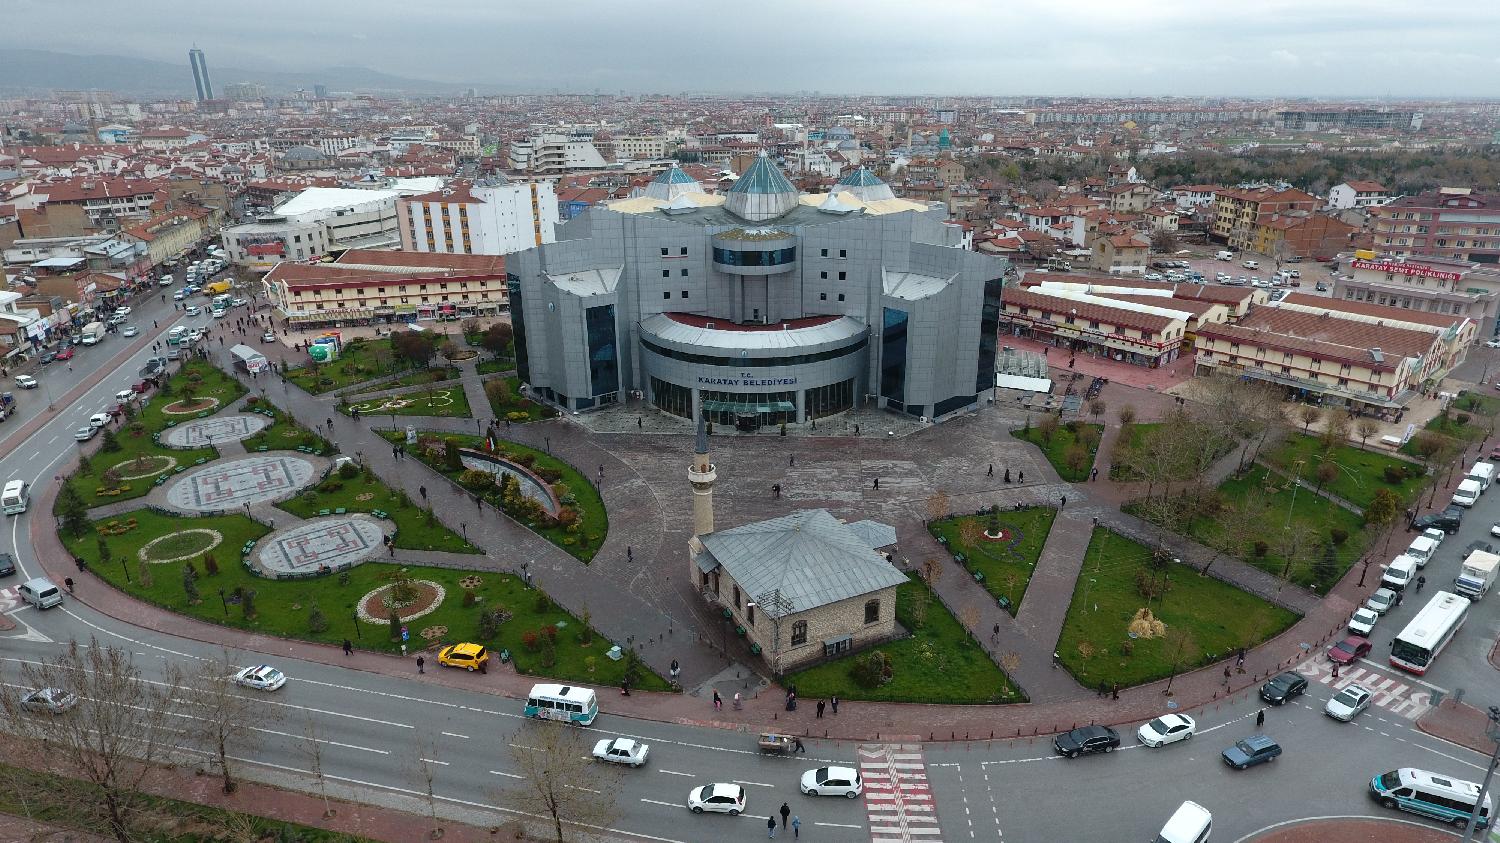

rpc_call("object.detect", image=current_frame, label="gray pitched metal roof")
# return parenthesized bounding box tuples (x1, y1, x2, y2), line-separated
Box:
(697, 509, 905, 617)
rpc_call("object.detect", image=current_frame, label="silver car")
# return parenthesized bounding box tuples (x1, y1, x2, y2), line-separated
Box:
(1325, 684, 1373, 722)
(1366, 587, 1398, 615)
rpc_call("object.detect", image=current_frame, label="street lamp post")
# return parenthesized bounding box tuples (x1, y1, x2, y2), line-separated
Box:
(218, 588, 228, 617)
(1459, 705, 1500, 843)
(352, 610, 361, 639)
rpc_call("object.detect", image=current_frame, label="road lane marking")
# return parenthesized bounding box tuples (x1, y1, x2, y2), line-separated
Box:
(46, 436, 57, 445)
(489, 770, 522, 779)
(440, 731, 469, 739)
(732, 779, 775, 788)
(815, 821, 863, 828)
(658, 769, 696, 777)
(419, 758, 449, 766)
(640, 798, 677, 807)
(564, 784, 601, 793)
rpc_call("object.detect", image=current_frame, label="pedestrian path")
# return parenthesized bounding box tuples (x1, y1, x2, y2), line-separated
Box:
(859, 743, 942, 843)
(1295, 656, 1435, 720)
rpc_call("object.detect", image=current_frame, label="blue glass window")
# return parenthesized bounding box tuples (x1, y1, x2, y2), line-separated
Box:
(881, 307, 908, 403)
(712, 246, 797, 267)
(507, 274, 530, 384)
(585, 304, 618, 398)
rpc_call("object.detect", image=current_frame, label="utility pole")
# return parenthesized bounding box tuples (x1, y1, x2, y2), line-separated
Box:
(1460, 705, 1500, 843)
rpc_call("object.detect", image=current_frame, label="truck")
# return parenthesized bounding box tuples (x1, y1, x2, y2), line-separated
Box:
(1454, 549, 1500, 600)
(79, 321, 105, 345)
(229, 343, 269, 375)
(1452, 478, 1483, 508)
(1467, 462, 1496, 492)
(205, 279, 232, 295)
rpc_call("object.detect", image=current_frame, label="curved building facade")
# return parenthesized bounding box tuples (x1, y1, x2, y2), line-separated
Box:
(508, 160, 1008, 428)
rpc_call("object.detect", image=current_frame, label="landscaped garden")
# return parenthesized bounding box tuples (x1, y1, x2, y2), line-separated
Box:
(1261, 432, 1424, 509)
(1055, 528, 1300, 689)
(386, 431, 606, 563)
(239, 396, 331, 453)
(60, 507, 663, 689)
(277, 461, 479, 554)
(928, 506, 1056, 616)
(1011, 417, 1102, 482)
(1403, 391, 1499, 452)
(342, 385, 473, 418)
(475, 358, 513, 376)
(483, 375, 553, 422)
(285, 333, 448, 394)
(785, 573, 1023, 704)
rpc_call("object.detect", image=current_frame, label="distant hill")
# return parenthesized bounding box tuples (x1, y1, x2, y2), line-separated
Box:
(0, 48, 483, 97)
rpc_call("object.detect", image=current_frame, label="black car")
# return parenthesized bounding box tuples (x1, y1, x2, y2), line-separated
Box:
(1053, 725, 1120, 758)
(1260, 671, 1308, 705)
(0, 552, 15, 577)
(1467, 540, 1496, 556)
(1412, 507, 1463, 535)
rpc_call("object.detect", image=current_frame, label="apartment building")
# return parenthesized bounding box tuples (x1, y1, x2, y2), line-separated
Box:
(1170, 185, 1221, 209)
(1373, 188, 1500, 264)
(1103, 183, 1155, 213)
(31, 178, 164, 230)
(397, 179, 559, 256)
(1251, 212, 1357, 260)
(1000, 282, 1190, 368)
(261, 249, 508, 325)
(508, 134, 608, 175)
(1327, 181, 1389, 210)
(222, 187, 402, 270)
(1210, 187, 1319, 249)
(1090, 233, 1149, 275)
(609, 135, 669, 160)
(1333, 254, 1500, 340)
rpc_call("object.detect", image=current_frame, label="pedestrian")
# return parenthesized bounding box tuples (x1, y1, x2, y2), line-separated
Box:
(621, 680, 630, 696)
(816, 699, 825, 718)
(768, 816, 777, 839)
(1004, 468, 1011, 483)
(637, 417, 642, 429)
(831, 695, 839, 715)
(343, 639, 353, 656)
(780, 802, 791, 828)
(419, 485, 427, 501)
(1097, 679, 1107, 697)
(627, 546, 633, 562)
(1059, 494, 1066, 508)
(987, 463, 994, 477)
(326, 416, 333, 430)
(1332, 663, 1340, 679)
(1223, 665, 1232, 686)
(1256, 709, 1265, 728)
(873, 477, 880, 490)
(1018, 470, 1025, 482)
(416, 655, 425, 674)
(64, 577, 74, 594)
(789, 454, 795, 467)
(791, 816, 800, 839)
(1236, 650, 1246, 673)
(389, 543, 395, 557)
(713, 690, 722, 710)
(1090, 467, 1098, 481)
(1112, 682, 1120, 700)
(670, 659, 680, 681)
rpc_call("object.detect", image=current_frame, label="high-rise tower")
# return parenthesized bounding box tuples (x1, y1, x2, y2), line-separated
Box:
(189, 48, 214, 102)
(687, 413, 716, 537)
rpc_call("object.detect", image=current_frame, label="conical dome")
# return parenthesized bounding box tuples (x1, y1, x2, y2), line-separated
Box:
(724, 151, 798, 222)
(643, 164, 703, 201)
(835, 167, 895, 202)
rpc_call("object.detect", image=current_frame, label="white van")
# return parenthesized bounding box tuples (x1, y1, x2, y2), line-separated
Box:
(1453, 478, 1483, 508)
(1154, 800, 1212, 843)
(18, 577, 64, 610)
(1467, 462, 1496, 492)
(2, 479, 28, 515)
(159, 274, 174, 287)
(1383, 556, 1418, 591)
(1216, 250, 1234, 261)
(1406, 535, 1439, 568)
(1242, 259, 1260, 270)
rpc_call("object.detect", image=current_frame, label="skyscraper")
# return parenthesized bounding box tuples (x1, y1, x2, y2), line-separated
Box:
(189, 48, 214, 102)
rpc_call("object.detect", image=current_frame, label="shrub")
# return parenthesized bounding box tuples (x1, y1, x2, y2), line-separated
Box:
(338, 462, 360, 480)
(850, 650, 893, 689)
(1134, 568, 1170, 600)
(478, 606, 512, 639)
(101, 429, 121, 453)
(534, 592, 551, 611)
(388, 608, 402, 637)
(1330, 527, 1349, 545)
(521, 630, 540, 651)
(1119, 639, 1135, 657)
(1456, 413, 1471, 426)
(444, 440, 462, 470)
(308, 604, 329, 634)
(1383, 465, 1406, 484)
(539, 638, 557, 667)
(1252, 540, 1269, 558)
(462, 588, 477, 607)
(337, 570, 350, 586)
(541, 624, 559, 643)
(240, 589, 257, 620)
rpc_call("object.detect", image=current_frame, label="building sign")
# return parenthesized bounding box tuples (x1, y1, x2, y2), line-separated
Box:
(1350, 259, 1462, 282)
(697, 372, 799, 387)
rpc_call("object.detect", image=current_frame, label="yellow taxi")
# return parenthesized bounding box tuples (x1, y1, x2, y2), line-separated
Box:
(437, 642, 489, 672)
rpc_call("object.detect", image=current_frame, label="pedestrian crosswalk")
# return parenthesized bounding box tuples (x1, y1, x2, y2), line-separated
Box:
(1295, 657, 1433, 720)
(859, 743, 943, 843)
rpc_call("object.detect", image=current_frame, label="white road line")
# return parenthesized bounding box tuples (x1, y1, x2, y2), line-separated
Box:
(440, 731, 469, 739)
(814, 821, 863, 828)
(732, 779, 776, 788)
(564, 784, 601, 793)
(640, 798, 678, 807)
(419, 758, 449, 766)
(658, 769, 696, 778)
(46, 436, 57, 445)
(489, 770, 523, 779)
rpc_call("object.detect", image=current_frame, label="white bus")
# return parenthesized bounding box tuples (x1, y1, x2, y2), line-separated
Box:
(522, 684, 598, 725)
(2, 480, 28, 515)
(1390, 590, 1468, 675)
(1371, 768, 1491, 829)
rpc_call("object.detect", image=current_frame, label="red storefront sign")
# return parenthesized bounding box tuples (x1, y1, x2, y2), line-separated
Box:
(1350, 259, 1462, 281)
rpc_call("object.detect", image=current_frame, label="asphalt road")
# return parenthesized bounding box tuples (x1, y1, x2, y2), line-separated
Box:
(2, 291, 1498, 842)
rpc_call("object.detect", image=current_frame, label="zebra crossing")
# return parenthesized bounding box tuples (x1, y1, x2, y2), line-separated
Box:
(1295, 656, 1434, 719)
(859, 743, 943, 843)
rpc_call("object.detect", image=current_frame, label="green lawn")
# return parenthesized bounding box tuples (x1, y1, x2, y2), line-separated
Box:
(62, 508, 664, 689)
(384, 365, 461, 389)
(1410, 400, 1496, 446)
(785, 574, 1023, 704)
(928, 507, 1056, 616)
(1011, 422, 1102, 482)
(475, 358, 515, 376)
(482, 375, 553, 422)
(388, 432, 607, 563)
(1261, 433, 1425, 509)
(343, 385, 473, 418)
(277, 470, 479, 554)
(240, 398, 331, 453)
(285, 335, 444, 394)
(1108, 422, 1235, 482)
(1056, 528, 1300, 689)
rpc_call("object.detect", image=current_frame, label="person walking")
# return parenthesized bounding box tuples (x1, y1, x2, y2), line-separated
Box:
(987, 463, 994, 477)
(831, 695, 839, 715)
(1112, 682, 1120, 700)
(816, 700, 825, 718)
(1223, 666, 1232, 686)
(1332, 663, 1340, 679)
(793, 737, 805, 753)
(343, 639, 353, 656)
(1059, 494, 1066, 508)
(64, 577, 74, 594)
(713, 690, 722, 711)
(1018, 470, 1025, 482)
(780, 803, 791, 829)
(1090, 467, 1098, 481)
(416, 655, 425, 674)
(768, 816, 777, 839)
(791, 816, 800, 839)
(873, 478, 879, 490)
(1256, 709, 1265, 728)
(419, 485, 427, 501)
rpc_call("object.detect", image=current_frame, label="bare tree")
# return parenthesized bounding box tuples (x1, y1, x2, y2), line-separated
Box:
(1322, 412, 1352, 449)
(959, 603, 982, 641)
(1161, 627, 1200, 697)
(1355, 419, 1380, 451)
(1297, 405, 1322, 434)
(0, 639, 185, 842)
(297, 715, 337, 819)
(182, 650, 269, 794)
(1208, 498, 1270, 576)
(925, 489, 950, 524)
(1089, 399, 1107, 423)
(1117, 404, 1137, 428)
(412, 736, 445, 839)
(505, 723, 620, 842)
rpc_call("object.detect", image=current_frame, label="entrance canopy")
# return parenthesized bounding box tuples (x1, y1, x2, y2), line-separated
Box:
(702, 398, 796, 414)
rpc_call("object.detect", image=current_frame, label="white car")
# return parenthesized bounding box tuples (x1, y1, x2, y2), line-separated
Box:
(21, 687, 79, 714)
(1366, 587, 1398, 615)
(73, 426, 98, 441)
(687, 783, 745, 815)
(1423, 527, 1446, 549)
(121, 326, 138, 338)
(88, 413, 110, 428)
(1348, 606, 1379, 636)
(231, 298, 248, 308)
(592, 737, 650, 767)
(232, 665, 287, 691)
(113, 306, 131, 317)
(172, 290, 187, 301)
(184, 305, 201, 316)
(212, 308, 227, 319)
(1136, 713, 1197, 748)
(800, 765, 863, 798)
(15, 374, 38, 389)
(159, 276, 174, 287)
(262, 331, 277, 343)
(107, 313, 128, 325)
(1325, 684, 1373, 722)
(1486, 340, 1500, 349)
(114, 389, 135, 403)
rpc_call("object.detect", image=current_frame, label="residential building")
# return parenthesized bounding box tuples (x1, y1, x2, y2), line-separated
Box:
(1170, 185, 1222, 209)
(1103, 183, 1155, 213)
(609, 135, 669, 161)
(1001, 279, 1191, 368)
(189, 48, 214, 102)
(222, 81, 265, 101)
(119, 208, 213, 269)
(221, 187, 402, 269)
(508, 134, 609, 175)
(508, 160, 1006, 424)
(1251, 212, 1357, 260)
(29, 177, 163, 230)
(398, 178, 559, 256)
(1090, 233, 1149, 275)
(1277, 109, 1419, 131)
(1210, 187, 1319, 250)
(1372, 188, 1500, 264)
(1333, 254, 1500, 340)
(1327, 181, 1389, 210)
(261, 249, 508, 325)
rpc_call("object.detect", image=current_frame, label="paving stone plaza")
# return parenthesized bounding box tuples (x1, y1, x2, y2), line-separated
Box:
(257, 516, 390, 576)
(164, 454, 318, 512)
(161, 414, 269, 448)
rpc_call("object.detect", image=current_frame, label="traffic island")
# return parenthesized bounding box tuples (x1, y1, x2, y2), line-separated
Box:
(1417, 698, 1497, 755)
(1244, 817, 1456, 842)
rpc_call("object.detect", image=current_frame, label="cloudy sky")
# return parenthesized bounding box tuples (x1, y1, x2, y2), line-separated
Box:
(12, 0, 1500, 96)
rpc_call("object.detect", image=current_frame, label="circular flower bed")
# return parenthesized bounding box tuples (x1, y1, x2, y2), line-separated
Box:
(419, 625, 449, 641)
(138, 528, 224, 564)
(981, 527, 1012, 541)
(111, 455, 178, 480)
(162, 397, 222, 416)
(355, 492, 375, 501)
(355, 580, 446, 624)
(458, 575, 484, 590)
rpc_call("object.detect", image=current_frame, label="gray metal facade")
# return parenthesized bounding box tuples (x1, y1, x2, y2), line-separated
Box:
(508, 199, 1008, 425)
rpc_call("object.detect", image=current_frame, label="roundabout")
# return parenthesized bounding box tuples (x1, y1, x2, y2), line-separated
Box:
(161, 414, 269, 448)
(354, 578, 447, 624)
(256, 515, 390, 577)
(163, 453, 320, 513)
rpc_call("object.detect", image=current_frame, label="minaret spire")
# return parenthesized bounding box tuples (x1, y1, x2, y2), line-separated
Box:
(688, 412, 717, 537)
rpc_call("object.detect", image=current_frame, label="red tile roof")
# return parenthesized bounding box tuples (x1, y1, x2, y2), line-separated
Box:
(1003, 287, 1177, 334)
(1279, 292, 1468, 330)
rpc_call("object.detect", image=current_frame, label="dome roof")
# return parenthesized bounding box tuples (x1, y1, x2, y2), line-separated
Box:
(834, 167, 894, 202)
(724, 152, 798, 222)
(643, 164, 703, 200)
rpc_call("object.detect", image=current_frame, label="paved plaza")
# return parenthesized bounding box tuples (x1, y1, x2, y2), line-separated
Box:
(257, 516, 390, 576)
(161, 414, 269, 448)
(164, 453, 318, 512)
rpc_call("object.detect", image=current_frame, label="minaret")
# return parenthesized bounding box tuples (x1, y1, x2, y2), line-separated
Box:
(687, 413, 716, 537)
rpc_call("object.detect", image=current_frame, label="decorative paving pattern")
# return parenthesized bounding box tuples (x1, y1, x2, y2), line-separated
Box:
(138, 528, 224, 565)
(259, 517, 388, 576)
(161, 396, 223, 416)
(165, 454, 316, 512)
(162, 414, 269, 448)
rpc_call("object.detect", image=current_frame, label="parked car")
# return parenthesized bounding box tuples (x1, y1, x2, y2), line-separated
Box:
(1325, 684, 1373, 722)
(687, 783, 745, 815)
(1137, 713, 1197, 748)
(592, 737, 650, 768)
(437, 642, 489, 671)
(1348, 606, 1379, 636)
(1315, 282, 1329, 292)
(262, 330, 276, 343)
(1222, 734, 1282, 769)
(1422, 527, 1447, 549)
(113, 306, 131, 317)
(1366, 587, 1398, 615)
(800, 765, 863, 798)
(172, 290, 187, 301)
(87, 413, 110, 428)
(1466, 540, 1496, 556)
(1412, 507, 1463, 534)
(1054, 724, 1121, 758)
(54, 347, 74, 361)
(232, 665, 287, 691)
(21, 687, 79, 714)
(1486, 340, 1500, 349)
(0, 551, 15, 577)
(14, 375, 37, 389)
(37, 350, 55, 364)
(1328, 635, 1372, 665)
(184, 305, 201, 316)
(73, 426, 97, 441)
(1260, 671, 1308, 705)
(121, 326, 138, 338)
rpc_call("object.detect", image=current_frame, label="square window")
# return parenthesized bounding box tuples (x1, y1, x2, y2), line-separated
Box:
(819, 293, 827, 301)
(663, 291, 671, 300)
(839, 249, 847, 258)
(679, 246, 688, 256)
(680, 268, 688, 277)
(820, 248, 828, 257)
(820, 271, 828, 280)
(837, 293, 845, 302)
(660, 247, 669, 256)
(681, 291, 689, 298)
(838, 272, 847, 281)
(662, 269, 670, 278)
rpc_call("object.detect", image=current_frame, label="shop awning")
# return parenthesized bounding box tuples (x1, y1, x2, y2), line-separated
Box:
(701, 399, 796, 414)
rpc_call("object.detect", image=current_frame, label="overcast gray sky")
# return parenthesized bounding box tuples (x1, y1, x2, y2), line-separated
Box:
(12, 0, 1500, 96)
